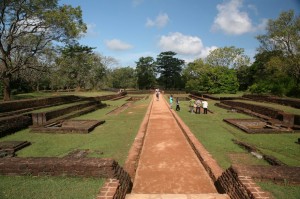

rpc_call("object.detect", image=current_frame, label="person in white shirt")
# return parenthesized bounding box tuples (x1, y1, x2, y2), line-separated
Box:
(202, 100, 208, 114)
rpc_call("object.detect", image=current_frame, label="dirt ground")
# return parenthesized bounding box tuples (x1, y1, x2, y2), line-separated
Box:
(131, 95, 218, 194)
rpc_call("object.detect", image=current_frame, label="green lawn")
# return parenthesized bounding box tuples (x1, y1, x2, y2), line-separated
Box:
(0, 94, 151, 199)
(0, 176, 104, 199)
(174, 97, 300, 168)
(1, 92, 299, 199)
(172, 95, 300, 198)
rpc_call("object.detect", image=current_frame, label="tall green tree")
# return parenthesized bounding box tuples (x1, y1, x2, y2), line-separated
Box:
(0, 0, 86, 100)
(183, 59, 239, 94)
(255, 9, 300, 96)
(205, 46, 250, 69)
(156, 51, 184, 89)
(136, 56, 156, 89)
(109, 67, 136, 89)
(56, 44, 95, 90)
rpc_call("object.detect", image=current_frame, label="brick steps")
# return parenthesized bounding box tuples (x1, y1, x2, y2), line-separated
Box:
(125, 194, 230, 199)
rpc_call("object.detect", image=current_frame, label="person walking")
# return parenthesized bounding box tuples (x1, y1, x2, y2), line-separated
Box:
(176, 97, 180, 111)
(169, 95, 173, 109)
(195, 99, 201, 114)
(202, 100, 208, 114)
(155, 88, 160, 101)
(189, 98, 195, 113)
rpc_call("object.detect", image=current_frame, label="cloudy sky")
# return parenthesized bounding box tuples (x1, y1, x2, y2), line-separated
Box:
(60, 0, 300, 67)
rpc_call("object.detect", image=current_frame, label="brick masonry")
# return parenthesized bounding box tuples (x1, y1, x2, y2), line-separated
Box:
(243, 94, 300, 109)
(0, 157, 132, 199)
(216, 166, 273, 199)
(219, 100, 300, 127)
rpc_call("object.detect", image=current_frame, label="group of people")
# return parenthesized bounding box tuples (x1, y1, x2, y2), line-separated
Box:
(168, 95, 208, 114)
(188, 98, 208, 114)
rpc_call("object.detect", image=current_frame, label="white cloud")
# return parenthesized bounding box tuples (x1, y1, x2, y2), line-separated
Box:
(158, 32, 217, 59)
(212, 0, 254, 35)
(146, 13, 169, 28)
(105, 39, 133, 51)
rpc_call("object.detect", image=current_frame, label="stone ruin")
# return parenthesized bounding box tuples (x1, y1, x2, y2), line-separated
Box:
(0, 92, 128, 138)
(31, 119, 105, 134)
(216, 100, 300, 134)
(0, 141, 31, 157)
(224, 118, 293, 134)
(107, 96, 145, 115)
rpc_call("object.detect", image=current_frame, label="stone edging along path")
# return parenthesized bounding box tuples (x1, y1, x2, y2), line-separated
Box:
(123, 94, 275, 199)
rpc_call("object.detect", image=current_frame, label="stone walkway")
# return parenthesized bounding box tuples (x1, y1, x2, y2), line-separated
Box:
(130, 94, 219, 194)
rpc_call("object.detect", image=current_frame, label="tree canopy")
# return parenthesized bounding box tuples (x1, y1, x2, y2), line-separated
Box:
(156, 51, 185, 89)
(136, 56, 156, 89)
(0, 0, 86, 100)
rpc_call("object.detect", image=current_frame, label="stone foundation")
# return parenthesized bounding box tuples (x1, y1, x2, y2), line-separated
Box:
(224, 119, 292, 134)
(0, 157, 132, 199)
(216, 166, 272, 199)
(0, 115, 32, 137)
(31, 120, 105, 134)
(243, 94, 300, 109)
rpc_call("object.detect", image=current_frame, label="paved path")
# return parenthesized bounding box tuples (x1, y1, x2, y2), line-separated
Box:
(131, 94, 218, 194)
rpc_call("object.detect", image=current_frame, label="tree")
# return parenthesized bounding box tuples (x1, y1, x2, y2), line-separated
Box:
(109, 67, 136, 89)
(0, 0, 86, 100)
(136, 56, 156, 89)
(156, 51, 184, 89)
(56, 44, 95, 90)
(183, 59, 239, 93)
(205, 46, 250, 69)
(255, 10, 300, 96)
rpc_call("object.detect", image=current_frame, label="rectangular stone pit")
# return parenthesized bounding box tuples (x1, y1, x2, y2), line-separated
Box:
(31, 120, 105, 134)
(224, 119, 292, 134)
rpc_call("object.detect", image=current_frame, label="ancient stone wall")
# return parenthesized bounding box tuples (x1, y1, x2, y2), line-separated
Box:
(216, 166, 272, 199)
(0, 157, 132, 199)
(31, 101, 105, 126)
(221, 101, 282, 120)
(0, 95, 82, 113)
(243, 94, 300, 109)
(0, 115, 32, 138)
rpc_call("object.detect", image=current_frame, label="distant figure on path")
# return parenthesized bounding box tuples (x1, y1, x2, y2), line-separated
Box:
(169, 95, 173, 109)
(176, 97, 180, 111)
(155, 89, 160, 101)
(195, 99, 201, 114)
(202, 100, 208, 114)
(189, 98, 195, 113)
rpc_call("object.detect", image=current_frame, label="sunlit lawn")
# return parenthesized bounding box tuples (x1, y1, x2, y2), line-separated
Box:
(170, 94, 300, 198)
(0, 93, 151, 199)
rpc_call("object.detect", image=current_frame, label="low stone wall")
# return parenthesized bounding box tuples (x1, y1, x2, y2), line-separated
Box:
(94, 92, 127, 101)
(221, 100, 282, 120)
(126, 90, 152, 94)
(0, 115, 32, 138)
(220, 100, 300, 127)
(0, 95, 82, 113)
(243, 94, 300, 109)
(0, 157, 132, 199)
(216, 166, 272, 199)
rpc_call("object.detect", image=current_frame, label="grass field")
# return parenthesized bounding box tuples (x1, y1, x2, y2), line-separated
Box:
(0, 91, 299, 198)
(169, 94, 300, 198)
(0, 92, 151, 199)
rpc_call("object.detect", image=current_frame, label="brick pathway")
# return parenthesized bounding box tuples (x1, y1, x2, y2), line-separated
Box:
(131, 94, 218, 194)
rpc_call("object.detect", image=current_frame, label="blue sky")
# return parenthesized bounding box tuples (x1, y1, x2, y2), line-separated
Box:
(59, 0, 300, 67)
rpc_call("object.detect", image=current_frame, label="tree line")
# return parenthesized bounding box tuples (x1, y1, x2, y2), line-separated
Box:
(0, 0, 299, 100)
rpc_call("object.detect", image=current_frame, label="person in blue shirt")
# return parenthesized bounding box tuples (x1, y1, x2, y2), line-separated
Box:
(169, 95, 173, 109)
